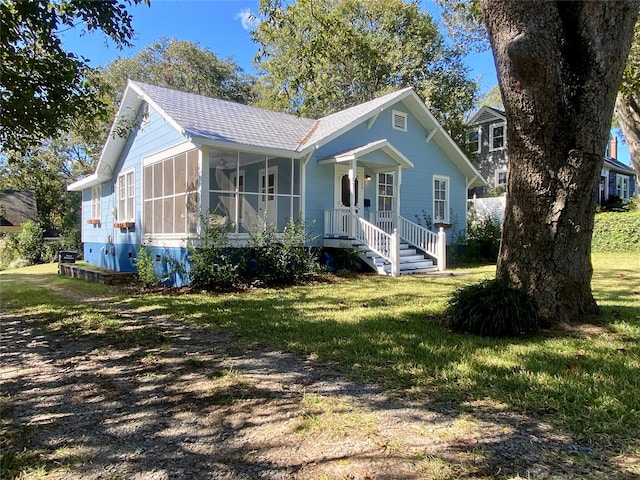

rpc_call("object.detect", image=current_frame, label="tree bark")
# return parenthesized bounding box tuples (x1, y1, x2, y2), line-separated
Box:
(480, 0, 639, 324)
(615, 92, 640, 202)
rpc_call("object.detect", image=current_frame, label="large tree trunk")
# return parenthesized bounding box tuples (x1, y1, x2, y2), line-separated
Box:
(480, 1, 639, 324)
(615, 92, 640, 202)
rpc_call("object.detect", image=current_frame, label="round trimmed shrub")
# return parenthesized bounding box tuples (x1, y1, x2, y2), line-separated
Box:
(446, 278, 539, 337)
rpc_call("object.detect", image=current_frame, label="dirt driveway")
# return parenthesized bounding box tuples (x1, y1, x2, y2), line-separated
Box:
(0, 286, 624, 479)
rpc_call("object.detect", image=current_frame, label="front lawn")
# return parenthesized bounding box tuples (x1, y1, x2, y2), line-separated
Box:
(1, 251, 639, 467)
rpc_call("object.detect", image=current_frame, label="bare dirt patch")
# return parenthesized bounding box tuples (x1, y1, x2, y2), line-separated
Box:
(0, 287, 634, 479)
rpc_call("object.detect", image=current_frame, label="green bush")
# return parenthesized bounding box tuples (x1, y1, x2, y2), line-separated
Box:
(446, 278, 540, 337)
(592, 210, 640, 251)
(134, 243, 161, 287)
(0, 221, 46, 269)
(188, 220, 239, 291)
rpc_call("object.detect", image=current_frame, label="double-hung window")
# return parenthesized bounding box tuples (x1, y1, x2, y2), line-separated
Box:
(496, 169, 507, 188)
(91, 185, 101, 220)
(467, 127, 480, 154)
(490, 122, 505, 151)
(118, 170, 135, 222)
(378, 173, 394, 211)
(433, 176, 449, 223)
(617, 176, 629, 199)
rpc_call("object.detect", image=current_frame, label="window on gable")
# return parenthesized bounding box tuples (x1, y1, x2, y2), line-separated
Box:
(433, 176, 449, 223)
(378, 173, 394, 212)
(467, 127, 480, 154)
(118, 170, 135, 222)
(91, 185, 101, 220)
(490, 123, 505, 150)
(392, 110, 407, 131)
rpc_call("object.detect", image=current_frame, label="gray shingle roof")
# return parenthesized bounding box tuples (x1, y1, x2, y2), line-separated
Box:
(131, 81, 413, 153)
(131, 81, 317, 151)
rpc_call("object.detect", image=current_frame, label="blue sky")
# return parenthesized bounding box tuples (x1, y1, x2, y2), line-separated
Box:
(60, 0, 629, 164)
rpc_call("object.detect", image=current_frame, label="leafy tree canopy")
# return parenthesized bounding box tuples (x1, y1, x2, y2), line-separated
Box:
(0, 0, 149, 152)
(252, 0, 478, 140)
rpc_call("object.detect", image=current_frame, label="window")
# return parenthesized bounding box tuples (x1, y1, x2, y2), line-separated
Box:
(490, 122, 505, 150)
(433, 176, 449, 223)
(143, 150, 199, 235)
(91, 185, 101, 220)
(617, 176, 629, 199)
(392, 110, 407, 131)
(496, 169, 507, 188)
(378, 173, 394, 211)
(117, 170, 135, 222)
(230, 170, 245, 222)
(467, 127, 480, 154)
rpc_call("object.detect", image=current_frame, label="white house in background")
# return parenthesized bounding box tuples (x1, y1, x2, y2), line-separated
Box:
(68, 81, 485, 285)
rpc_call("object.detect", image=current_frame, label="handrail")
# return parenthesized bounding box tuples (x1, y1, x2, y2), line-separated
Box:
(398, 216, 438, 258)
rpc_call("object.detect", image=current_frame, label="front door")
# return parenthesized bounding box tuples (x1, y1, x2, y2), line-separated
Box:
(334, 165, 365, 213)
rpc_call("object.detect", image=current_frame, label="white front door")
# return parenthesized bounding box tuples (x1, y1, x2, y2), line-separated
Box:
(259, 166, 278, 228)
(334, 165, 365, 213)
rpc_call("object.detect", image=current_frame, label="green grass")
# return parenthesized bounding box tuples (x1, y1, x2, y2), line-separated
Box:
(1, 254, 639, 462)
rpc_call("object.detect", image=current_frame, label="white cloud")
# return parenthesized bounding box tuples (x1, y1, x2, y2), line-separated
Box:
(235, 8, 258, 31)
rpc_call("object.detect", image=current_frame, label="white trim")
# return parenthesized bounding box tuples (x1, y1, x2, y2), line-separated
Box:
(91, 184, 102, 220)
(433, 175, 450, 223)
(489, 122, 506, 151)
(392, 110, 408, 132)
(495, 168, 508, 188)
(142, 141, 198, 166)
(117, 168, 136, 222)
(467, 126, 481, 154)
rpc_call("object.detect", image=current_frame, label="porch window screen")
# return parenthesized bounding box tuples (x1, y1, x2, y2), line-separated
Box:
(378, 173, 394, 211)
(117, 170, 135, 222)
(433, 176, 449, 223)
(143, 149, 199, 235)
(209, 149, 302, 233)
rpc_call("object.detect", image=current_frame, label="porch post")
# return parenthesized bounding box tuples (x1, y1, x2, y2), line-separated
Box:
(437, 227, 447, 271)
(349, 158, 357, 237)
(391, 228, 400, 277)
(394, 165, 402, 232)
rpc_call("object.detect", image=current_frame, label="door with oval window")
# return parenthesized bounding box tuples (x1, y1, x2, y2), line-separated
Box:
(334, 165, 365, 212)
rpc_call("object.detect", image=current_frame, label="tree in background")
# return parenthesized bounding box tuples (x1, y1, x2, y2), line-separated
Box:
(615, 18, 640, 201)
(0, 38, 255, 243)
(481, 0, 638, 323)
(252, 0, 477, 142)
(103, 38, 255, 107)
(0, 0, 149, 152)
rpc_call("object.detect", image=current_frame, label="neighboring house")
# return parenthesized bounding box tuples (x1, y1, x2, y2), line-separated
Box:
(0, 190, 38, 234)
(467, 106, 637, 203)
(68, 81, 485, 285)
(466, 106, 508, 198)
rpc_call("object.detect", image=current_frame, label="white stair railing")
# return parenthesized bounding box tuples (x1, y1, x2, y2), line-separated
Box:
(353, 214, 400, 277)
(398, 216, 446, 271)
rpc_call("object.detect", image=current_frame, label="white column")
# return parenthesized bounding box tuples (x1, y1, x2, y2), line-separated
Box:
(391, 228, 400, 277)
(349, 158, 357, 237)
(437, 227, 447, 271)
(394, 165, 402, 232)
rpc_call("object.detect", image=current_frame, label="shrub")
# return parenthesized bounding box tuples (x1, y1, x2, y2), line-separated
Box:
(188, 220, 239, 291)
(461, 208, 502, 264)
(446, 278, 540, 337)
(592, 210, 640, 251)
(0, 221, 46, 269)
(134, 243, 161, 287)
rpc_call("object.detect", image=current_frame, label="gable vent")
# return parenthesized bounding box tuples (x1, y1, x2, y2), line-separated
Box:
(392, 110, 407, 131)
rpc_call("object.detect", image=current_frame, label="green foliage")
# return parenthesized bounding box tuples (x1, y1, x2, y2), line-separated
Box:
(188, 215, 321, 290)
(592, 210, 640, 251)
(446, 278, 540, 337)
(486, 186, 505, 197)
(253, 0, 478, 141)
(0, 0, 148, 151)
(464, 208, 501, 263)
(134, 243, 160, 288)
(0, 221, 46, 268)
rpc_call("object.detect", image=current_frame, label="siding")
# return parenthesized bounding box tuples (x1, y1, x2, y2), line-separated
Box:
(81, 104, 187, 268)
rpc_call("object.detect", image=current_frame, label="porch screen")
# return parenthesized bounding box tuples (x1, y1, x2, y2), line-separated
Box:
(143, 149, 199, 236)
(208, 149, 301, 233)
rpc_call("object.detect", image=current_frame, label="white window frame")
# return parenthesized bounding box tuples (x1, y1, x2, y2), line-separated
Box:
(230, 169, 246, 224)
(467, 127, 480, 154)
(490, 122, 506, 151)
(496, 169, 508, 188)
(377, 172, 394, 212)
(617, 176, 629, 198)
(433, 175, 450, 223)
(392, 110, 408, 132)
(91, 184, 101, 220)
(117, 169, 135, 222)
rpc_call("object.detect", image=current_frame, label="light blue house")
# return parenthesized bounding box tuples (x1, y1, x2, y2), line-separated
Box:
(68, 81, 485, 285)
